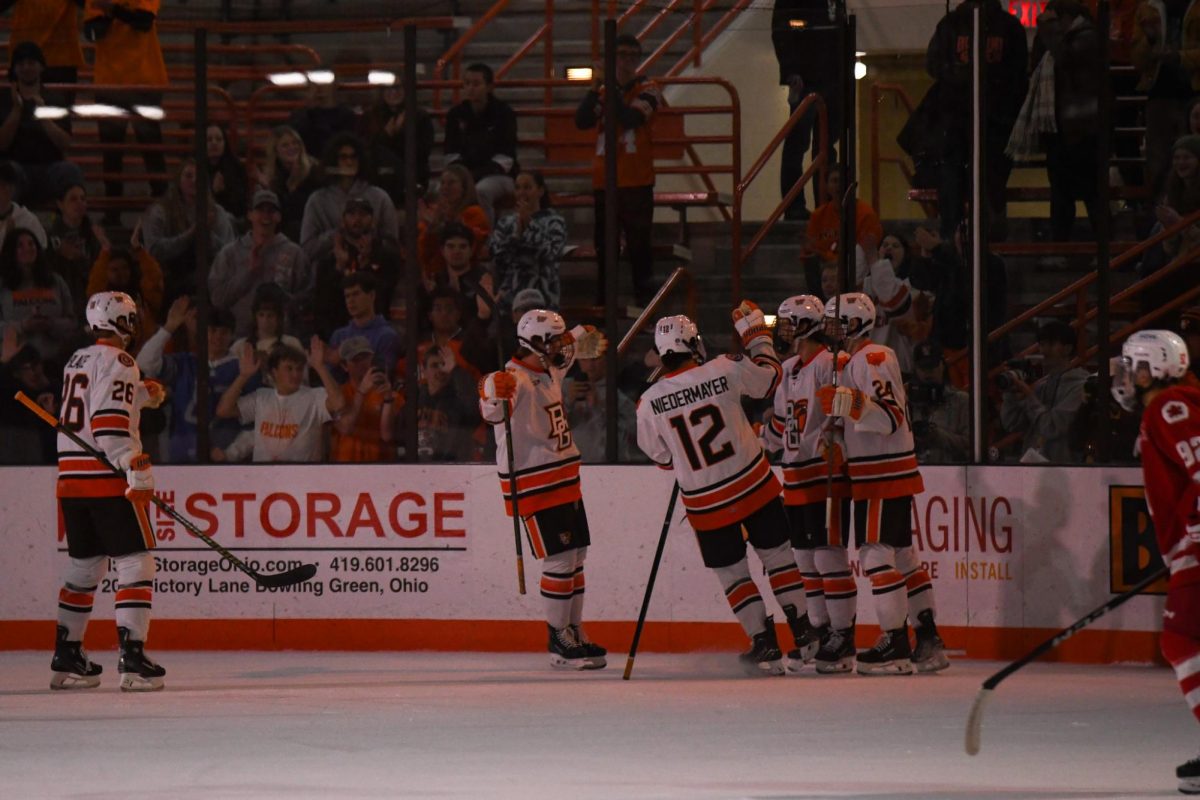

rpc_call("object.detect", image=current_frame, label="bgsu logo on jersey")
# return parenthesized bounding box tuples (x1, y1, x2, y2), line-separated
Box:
(545, 402, 571, 450)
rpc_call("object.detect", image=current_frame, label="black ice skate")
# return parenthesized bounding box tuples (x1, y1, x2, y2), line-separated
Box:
(738, 617, 785, 676)
(912, 609, 950, 673)
(117, 627, 165, 692)
(782, 605, 820, 673)
(569, 624, 608, 669)
(50, 625, 102, 690)
(855, 626, 914, 676)
(1179, 755, 1200, 795)
(548, 624, 601, 671)
(814, 626, 856, 674)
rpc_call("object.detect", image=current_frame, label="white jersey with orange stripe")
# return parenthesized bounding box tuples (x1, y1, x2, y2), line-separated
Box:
(836, 339, 924, 501)
(56, 342, 145, 498)
(766, 346, 850, 505)
(860, 254, 925, 372)
(636, 341, 783, 531)
(481, 356, 582, 517)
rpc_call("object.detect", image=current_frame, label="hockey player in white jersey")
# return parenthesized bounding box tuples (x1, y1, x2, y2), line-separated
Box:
(479, 309, 608, 670)
(762, 295, 857, 673)
(636, 304, 819, 675)
(51, 291, 167, 691)
(816, 292, 949, 674)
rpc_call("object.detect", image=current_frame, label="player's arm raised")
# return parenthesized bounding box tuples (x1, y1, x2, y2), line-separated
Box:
(731, 300, 782, 399)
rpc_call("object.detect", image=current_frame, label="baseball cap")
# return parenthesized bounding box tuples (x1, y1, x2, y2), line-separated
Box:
(344, 196, 374, 215)
(1181, 306, 1200, 335)
(252, 189, 280, 210)
(338, 336, 374, 361)
(9, 41, 45, 71)
(512, 288, 546, 314)
(913, 340, 943, 369)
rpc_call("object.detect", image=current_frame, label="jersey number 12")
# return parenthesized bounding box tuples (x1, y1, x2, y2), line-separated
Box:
(667, 404, 733, 471)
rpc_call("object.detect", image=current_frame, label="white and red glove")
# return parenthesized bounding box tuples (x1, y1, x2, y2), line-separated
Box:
(732, 300, 770, 347)
(479, 370, 517, 402)
(124, 453, 154, 505)
(816, 384, 866, 421)
(573, 325, 608, 359)
(140, 379, 166, 409)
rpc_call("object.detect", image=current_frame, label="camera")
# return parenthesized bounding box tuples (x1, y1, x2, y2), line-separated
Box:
(995, 358, 1038, 392)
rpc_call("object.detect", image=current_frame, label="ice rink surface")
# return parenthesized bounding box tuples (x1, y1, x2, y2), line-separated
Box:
(0, 650, 1191, 799)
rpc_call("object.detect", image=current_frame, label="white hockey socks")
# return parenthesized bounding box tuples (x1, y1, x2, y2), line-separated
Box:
(57, 556, 107, 641)
(792, 548, 829, 629)
(112, 552, 155, 641)
(859, 543, 907, 631)
(814, 546, 857, 631)
(895, 546, 935, 621)
(541, 550, 576, 631)
(568, 546, 587, 627)
(713, 558, 768, 638)
(755, 543, 807, 618)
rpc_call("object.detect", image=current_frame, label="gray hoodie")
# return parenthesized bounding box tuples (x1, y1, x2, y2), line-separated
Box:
(298, 180, 398, 257)
(208, 232, 313, 337)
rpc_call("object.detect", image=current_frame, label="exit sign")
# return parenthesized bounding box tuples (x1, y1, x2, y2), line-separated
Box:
(1009, 0, 1047, 27)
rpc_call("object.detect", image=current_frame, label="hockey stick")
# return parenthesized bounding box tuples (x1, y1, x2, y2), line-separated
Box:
(623, 482, 680, 680)
(964, 564, 1169, 756)
(15, 391, 318, 589)
(501, 400, 527, 595)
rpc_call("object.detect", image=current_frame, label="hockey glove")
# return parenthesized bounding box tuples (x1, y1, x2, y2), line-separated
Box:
(140, 379, 166, 409)
(124, 453, 154, 505)
(573, 325, 608, 360)
(815, 385, 866, 421)
(478, 370, 517, 402)
(817, 429, 846, 472)
(732, 300, 771, 347)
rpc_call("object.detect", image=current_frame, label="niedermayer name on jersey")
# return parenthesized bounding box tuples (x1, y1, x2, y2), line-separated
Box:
(648, 375, 731, 415)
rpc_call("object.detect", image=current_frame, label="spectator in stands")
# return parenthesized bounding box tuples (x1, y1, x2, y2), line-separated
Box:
(311, 197, 401, 337)
(1133, 0, 1200, 195)
(368, 82, 433, 210)
(208, 189, 311, 339)
(143, 158, 236, 305)
(0, 323, 57, 463)
(416, 342, 481, 462)
(300, 132, 398, 256)
(444, 62, 519, 224)
(1181, 305, 1200, 378)
(926, 0, 1028, 240)
(800, 164, 883, 294)
(229, 285, 305, 385)
(3, 0, 86, 85)
(907, 341, 970, 463)
(0, 227, 75, 366)
(0, 159, 46, 250)
(205, 124, 248, 222)
(328, 272, 401, 379)
(771, 0, 840, 220)
(85, 240, 163, 350)
(423, 222, 490, 329)
(136, 299, 248, 463)
(84, 0, 168, 214)
(329, 335, 398, 463)
(1140, 135, 1200, 314)
(288, 80, 357, 163)
(417, 163, 490, 279)
(574, 33, 663, 306)
(252, 124, 323, 244)
(818, 263, 839, 302)
(1000, 320, 1089, 463)
(0, 41, 82, 204)
(862, 235, 934, 374)
(47, 183, 107, 317)
(562, 351, 638, 463)
(1007, 0, 1101, 242)
(488, 170, 565, 315)
(412, 286, 493, 380)
(214, 336, 346, 463)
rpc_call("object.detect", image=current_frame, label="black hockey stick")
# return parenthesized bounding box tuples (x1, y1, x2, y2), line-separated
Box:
(964, 564, 1169, 756)
(502, 400, 527, 595)
(16, 391, 317, 589)
(623, 482, 680, 680)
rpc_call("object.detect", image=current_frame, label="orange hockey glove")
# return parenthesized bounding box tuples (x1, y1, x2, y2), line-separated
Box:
(732, 300, 770, 347)
(124, 453, 154, 505)
(478, 370, 517, 402)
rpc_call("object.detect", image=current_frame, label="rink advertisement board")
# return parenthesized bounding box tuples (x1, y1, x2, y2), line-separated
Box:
(0, 465, 1166, 663)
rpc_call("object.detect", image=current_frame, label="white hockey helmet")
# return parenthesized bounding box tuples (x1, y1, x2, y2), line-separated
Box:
(517, 308, 573, 368)
(85, 291, 139, 344)
(1110, 329, 1190, 411)
(655, 314, 705, 362)
(823, 292, 876, 340)
(776, 294, 826, 348)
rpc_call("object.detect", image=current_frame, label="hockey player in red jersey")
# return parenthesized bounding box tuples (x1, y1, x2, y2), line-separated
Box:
(479, 308, 608, 670)
(51, 291, 166, 691)
(636, 305, 820, 675)
(1110, 329, 1200, 794)
(763, 295, 857, 673)
(816, 292, 949, 675)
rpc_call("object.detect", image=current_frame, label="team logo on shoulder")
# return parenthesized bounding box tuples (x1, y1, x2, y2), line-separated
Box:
(118, 352, 135, 367)
(545, 402, 572, 450)
(866, 351, 887, 366)
(723, 353, 743, 361)
(1163, 401, 1190, 424)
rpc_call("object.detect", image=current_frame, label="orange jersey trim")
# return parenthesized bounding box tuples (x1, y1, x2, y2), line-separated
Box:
(781, 459, 852, 504)
(500, 457, 583, 517)
(683, 456, 782, 531)
(56, 476, 127, 498)
(846, 452, 924, 500)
